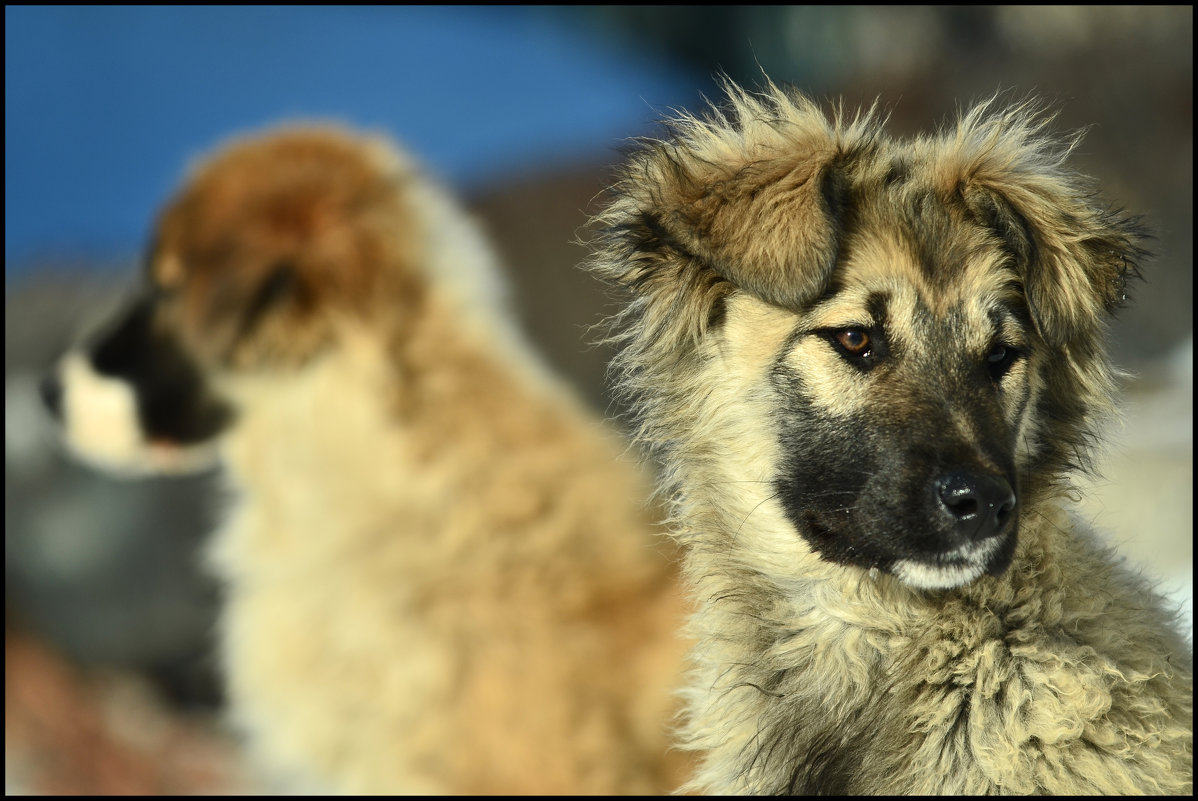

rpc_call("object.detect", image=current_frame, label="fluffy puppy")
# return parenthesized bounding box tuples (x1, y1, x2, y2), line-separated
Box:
(587, 80, 1192, 794)
(42, 126, 691, 794)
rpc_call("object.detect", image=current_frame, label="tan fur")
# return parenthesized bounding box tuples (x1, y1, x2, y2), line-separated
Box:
(587, 80, 1191, 794)
(61, 127, 693, 793)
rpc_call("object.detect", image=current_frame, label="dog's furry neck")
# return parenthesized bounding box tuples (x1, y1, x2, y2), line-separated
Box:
(207, 267, 582, 583)
(206, 158, 571, 574)
(672, 481, 1190, 794)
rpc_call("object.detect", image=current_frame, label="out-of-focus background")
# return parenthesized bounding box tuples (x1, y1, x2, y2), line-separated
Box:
(5, 6, 1191, 794)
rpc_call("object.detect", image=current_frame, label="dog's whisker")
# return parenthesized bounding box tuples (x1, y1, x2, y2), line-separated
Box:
(733, 491, 781, 541)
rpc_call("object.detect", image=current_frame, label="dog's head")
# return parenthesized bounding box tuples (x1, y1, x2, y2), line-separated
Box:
(41, 127, 424, 476)
(589, 82, 1145, 590)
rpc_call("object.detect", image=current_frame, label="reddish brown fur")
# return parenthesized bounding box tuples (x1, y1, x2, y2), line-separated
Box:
(151, 131, 426, 369)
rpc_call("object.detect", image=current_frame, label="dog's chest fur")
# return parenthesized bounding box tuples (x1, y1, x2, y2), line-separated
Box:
(202, 332, 452, 790)
(679, 504, 1192, 795)
(203, 316, 689, 793)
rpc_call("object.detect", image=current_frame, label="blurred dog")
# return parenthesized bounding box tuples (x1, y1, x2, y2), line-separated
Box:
(42, 127, 690, 793)
(587, 81, 1192, 794)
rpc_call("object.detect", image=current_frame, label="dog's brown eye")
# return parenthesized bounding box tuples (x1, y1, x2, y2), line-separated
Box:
(836, 329, 871, 356)
(823, 326, 885, 370)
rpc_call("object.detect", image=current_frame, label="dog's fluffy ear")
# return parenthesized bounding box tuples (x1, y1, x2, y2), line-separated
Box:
(597, 85, 861, 312)
(964, 181, 1145, 347)
(645, 145, 847, 310)
(954, 104, 1146, 346)
(145, 127, 420, 367)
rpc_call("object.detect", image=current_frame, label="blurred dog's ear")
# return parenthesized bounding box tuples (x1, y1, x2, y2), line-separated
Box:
(963, 180, 1145, 346)
(235, 261, 306, 337)
(646, 148, 848, 310)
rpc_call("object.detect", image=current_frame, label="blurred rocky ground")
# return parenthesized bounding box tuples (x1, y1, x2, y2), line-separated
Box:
(6, 6, 1191, 794)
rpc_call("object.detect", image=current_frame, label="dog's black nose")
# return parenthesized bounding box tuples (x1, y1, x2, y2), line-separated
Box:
(39, 372, 64, 421)
(935, 470, 1016, 542)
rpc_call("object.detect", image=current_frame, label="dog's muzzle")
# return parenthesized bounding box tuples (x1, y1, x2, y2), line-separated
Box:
(39, 372, 64, 421)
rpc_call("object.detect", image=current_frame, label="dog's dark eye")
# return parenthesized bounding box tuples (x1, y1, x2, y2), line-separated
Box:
(986, 344, 1020, 380)
(825, 327, 885, 370)
(835, 329, 871, 356)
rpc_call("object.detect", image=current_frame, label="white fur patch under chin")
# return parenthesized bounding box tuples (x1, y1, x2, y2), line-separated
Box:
(890, 530, 1011, 590)
(56, 351, 219, 477)
(891, 558, 988, 590)
(58, 351, 147, 473)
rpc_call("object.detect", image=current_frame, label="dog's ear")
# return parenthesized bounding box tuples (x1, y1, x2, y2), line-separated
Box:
(964, 181, 1145, 346)
(950, 100, 1147, 346)
(234, 261, 306, 337)
(592, 84, 865, 313)
(643, 147, 848, 310)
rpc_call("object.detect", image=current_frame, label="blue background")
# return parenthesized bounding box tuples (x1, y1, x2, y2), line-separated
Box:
(5, 6, 699, 270)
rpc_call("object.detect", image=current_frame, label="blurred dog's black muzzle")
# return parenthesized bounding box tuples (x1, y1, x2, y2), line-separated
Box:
(39, 372, 64, 421)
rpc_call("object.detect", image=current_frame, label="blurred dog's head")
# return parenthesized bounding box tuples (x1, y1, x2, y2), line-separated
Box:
(42, 127, 425, 475)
